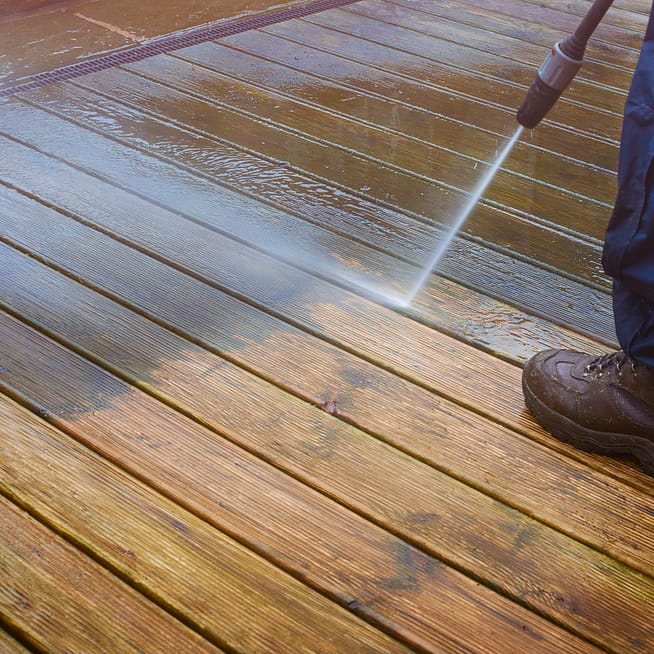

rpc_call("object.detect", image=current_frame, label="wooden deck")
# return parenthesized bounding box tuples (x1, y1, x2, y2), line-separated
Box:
(1, 0, 653, 652)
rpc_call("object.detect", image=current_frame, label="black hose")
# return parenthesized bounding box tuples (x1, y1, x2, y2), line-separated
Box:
(560, 0, 616, 60)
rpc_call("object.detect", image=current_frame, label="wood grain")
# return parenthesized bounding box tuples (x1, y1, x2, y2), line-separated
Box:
(1, 3, 652, 653)
(0, 311, 611, 654)
(10, 76, 614, 302)
(0, 102, 626, 477)
(0, 94, 616, 345)
(0, 495, 223, 654)
(0, 629, 30, 654)
(388, 0, 643, 58)
(0, 209, 652, 652)
(0, 393, 412, 654)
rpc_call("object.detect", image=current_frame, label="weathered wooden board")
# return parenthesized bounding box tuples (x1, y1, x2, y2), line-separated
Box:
(517, 0, 650, 32)
(0, 93, 616, 346)
(9, 75, 614, 302)
(268, 13, 624, 146)
(0, 145, 638, 491)
(306, 8, 626, 119)
(0, 393, 412, 654)
(345, 1, 635, 91)
(389, 0, 644, 58)
(0, 629, 30, 654)
(0, 311, 612, 654)
(172, 40, 616, 207)
(111, 51, 616, 243)
(206, 25, 621, 171)
(1, 195, 653, 654)
(1, 3, 652, 654)
(0, 495, 224, 654)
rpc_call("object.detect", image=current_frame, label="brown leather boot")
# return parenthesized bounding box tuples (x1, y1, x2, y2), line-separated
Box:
(522, 349, 654, 475)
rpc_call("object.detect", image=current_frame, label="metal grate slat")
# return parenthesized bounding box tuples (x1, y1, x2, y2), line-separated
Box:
(0, 0, 360, 97)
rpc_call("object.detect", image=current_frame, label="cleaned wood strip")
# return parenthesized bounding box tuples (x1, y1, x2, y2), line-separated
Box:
(612, 0, 651, 14)
(0, 629, 31, 654)
(220, 27, 620, 173)
(1, 192, 652, 612)
(115, 57, 613, 244)
(0, 312, 607, 654)
(0, 496, 223, 654)
(76, 71, 612, 297)
(388, 0, 643, 59)
(517, 0, 650, 31)
(0, 140, 630, 490)
(4, 90, 615, 344)
(308, 8, 626, 116)
(0, 142, 630, 494)
(20, 70, 612, 294)
(0, 128, 612, 364)
(346, 0, 634, 90)
(175, 40, 617, 207)
(298, 11, 623, 142)
(0, 394, 412, 654)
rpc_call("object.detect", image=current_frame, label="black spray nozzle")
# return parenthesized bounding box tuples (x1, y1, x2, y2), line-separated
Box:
(516, 0, 615, 129)
(516, 40, 583, 128)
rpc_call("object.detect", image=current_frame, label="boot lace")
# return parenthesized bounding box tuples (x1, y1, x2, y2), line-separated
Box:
(583, 351, 638, 378)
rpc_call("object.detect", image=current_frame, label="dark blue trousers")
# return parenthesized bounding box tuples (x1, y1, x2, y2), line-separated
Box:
(602, 6, 654, 368)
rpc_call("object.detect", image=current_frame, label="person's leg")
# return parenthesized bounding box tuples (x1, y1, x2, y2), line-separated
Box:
(602, 13, 654, 367)
(521, 7, 654, 475)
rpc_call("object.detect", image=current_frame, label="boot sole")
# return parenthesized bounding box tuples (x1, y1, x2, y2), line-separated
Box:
(522, 378, 654, 477)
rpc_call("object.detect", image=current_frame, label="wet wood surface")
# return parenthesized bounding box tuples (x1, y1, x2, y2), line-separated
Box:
(1, 0, 653, 653)
(0, 0, 319, 85)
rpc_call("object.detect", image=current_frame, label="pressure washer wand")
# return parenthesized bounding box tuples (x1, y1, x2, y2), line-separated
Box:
(516, 0, 615, 128)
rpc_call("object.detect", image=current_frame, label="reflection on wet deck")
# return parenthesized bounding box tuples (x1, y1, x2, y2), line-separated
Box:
(1, 0, 653, 653)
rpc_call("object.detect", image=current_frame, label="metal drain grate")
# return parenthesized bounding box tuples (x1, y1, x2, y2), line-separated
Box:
(0, 0, 361, 98)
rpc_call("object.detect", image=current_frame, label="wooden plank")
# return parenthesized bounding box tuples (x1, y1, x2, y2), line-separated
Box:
(109, 56, 615, 242)
(0, 141, 630, 491)
(14, 72, 613, 296)
(0, 93, 616, 344)
(345, 1, 634, 91)
(0, 312, 610, 654)
(0, 629, 30, 654)
(0, 177, 643, 542)
(516, 0, 650, 32)
(288, 13, 623, 142)
(306, 8, 626, 117)
(0, 201, 653, 653)
(261, 15, 624, 210)
(0, 128, 613, 364)
(0, 393, 412, 654)
(0, 131, 619, 449)
(0, 496, 223, 654)
(0, 107, 632, 492)
(294, 12, 622, 150)
(174, 40, 617, 207)
(612, 0, 651, 14)
(387, 0, 643, 59)
(217, 25, 621, 172)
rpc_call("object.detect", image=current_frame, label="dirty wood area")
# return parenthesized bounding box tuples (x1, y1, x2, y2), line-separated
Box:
(0, 0, 653, 653)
